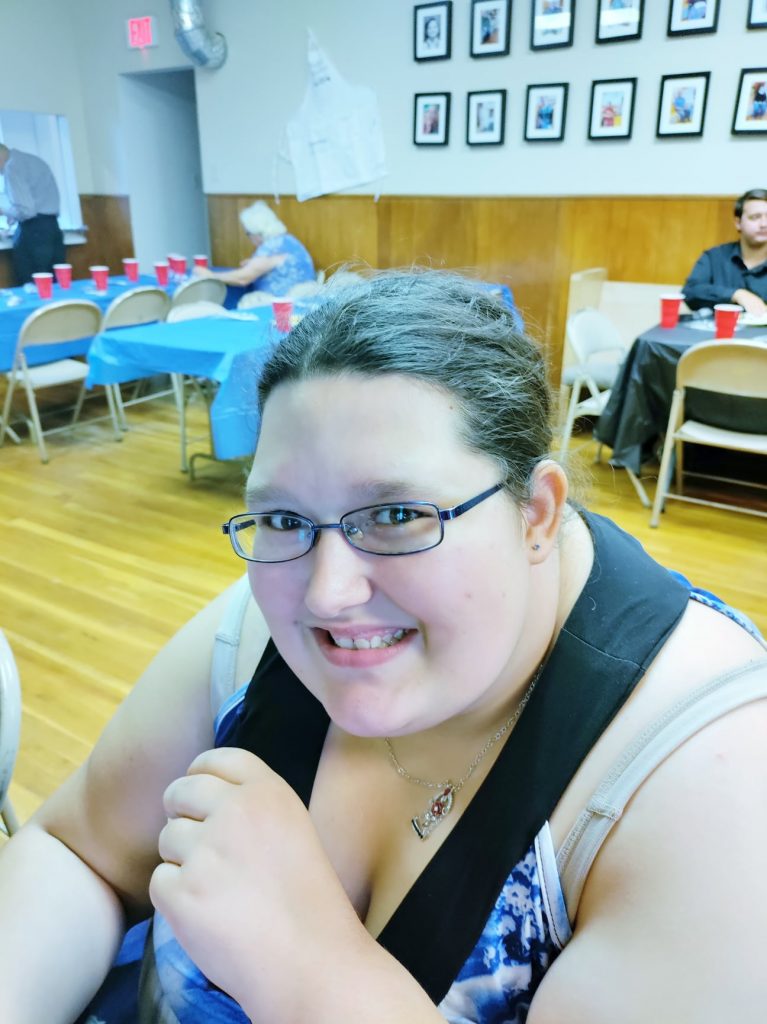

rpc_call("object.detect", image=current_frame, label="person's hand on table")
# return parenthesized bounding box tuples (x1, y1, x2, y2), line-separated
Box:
(150, 747, 380, 1023)
(192, 266, 214, 280)
(731, 288, 767, 317)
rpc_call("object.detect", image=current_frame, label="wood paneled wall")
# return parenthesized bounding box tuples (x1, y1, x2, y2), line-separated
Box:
(0, 192, 736, 383)
(207, 194, 736, 380)
(0, 194, 133, 288)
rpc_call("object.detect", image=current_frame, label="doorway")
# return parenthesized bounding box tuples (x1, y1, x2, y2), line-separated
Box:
(118, 69, 209, 272)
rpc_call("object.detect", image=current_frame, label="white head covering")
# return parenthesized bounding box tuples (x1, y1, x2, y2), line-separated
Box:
(239, 201, 286, 239)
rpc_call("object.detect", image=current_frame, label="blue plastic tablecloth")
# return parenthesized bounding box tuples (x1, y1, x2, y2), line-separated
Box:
(0, 274, 171, 371)
(87, 309, 280, 461)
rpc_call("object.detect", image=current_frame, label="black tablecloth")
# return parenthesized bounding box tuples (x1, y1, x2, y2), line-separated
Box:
(594, 323, 767, 474)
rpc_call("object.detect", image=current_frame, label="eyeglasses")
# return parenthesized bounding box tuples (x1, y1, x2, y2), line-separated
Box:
(221, 482, 504, 563)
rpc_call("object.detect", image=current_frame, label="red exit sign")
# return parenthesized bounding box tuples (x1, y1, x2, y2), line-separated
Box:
(127, 16, 157, 49)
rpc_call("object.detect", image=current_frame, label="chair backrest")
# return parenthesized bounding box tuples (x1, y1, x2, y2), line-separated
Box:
(101, 286, 170, 330)
(17, 300, 103, 350)
(0, 630, 21, 819)
(599, 280, 689, 350)
(166, 301, 233, 323)
(566, 267, 608, 322)
(171, 277, 227, 308)
(566, 308, 624, 364)
(677, 340, 767, 400)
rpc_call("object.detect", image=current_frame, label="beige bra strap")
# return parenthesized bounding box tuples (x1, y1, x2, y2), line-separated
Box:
(556, 658, 767, 924)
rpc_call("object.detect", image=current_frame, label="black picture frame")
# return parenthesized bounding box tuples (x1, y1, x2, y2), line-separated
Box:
(667, 0, 719, 37)
(588, 77, 637, 140)
(656, 72, 710, 137)
(466, 89, 507, 144)
(732, 68, 767, 134)
(530, 0, 575, 51)
(470, 0, 512, 57)
(413, 92, 451, 145)
(414, 2, 453, 61)
(595, 0, 643, 44)
(747, 0, 767, 28)
(524, 82, 568, 141)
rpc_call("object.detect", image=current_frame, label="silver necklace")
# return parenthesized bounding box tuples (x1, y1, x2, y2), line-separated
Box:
(384, 665, 544, 840)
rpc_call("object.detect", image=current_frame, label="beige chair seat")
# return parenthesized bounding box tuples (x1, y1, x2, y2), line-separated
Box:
(650, 340, 767, 526)
(10, 358, 89, 389)
(0, 299, 119, 463)
(675, 419, 767, 454)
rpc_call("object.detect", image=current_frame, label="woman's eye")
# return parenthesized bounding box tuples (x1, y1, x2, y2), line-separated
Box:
(262, 513, 305, 531)
(371, 505, 422, 527)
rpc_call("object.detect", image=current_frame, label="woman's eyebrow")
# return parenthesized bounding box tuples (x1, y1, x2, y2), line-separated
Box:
(244, 479, 433, 508)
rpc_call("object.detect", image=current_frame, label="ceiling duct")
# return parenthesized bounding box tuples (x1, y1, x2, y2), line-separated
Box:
(171, 0, 227, 69)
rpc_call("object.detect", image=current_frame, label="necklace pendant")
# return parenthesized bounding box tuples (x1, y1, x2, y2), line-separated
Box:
(411, 784, 455, 840)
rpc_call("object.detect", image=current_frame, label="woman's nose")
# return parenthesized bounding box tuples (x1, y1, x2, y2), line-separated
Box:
(303, 529, 373, 618)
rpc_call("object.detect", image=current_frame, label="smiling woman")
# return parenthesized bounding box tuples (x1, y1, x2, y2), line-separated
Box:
(0, 270, 765, 1024)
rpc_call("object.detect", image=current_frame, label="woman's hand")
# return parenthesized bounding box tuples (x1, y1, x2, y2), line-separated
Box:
(149, 747, 365, 1021)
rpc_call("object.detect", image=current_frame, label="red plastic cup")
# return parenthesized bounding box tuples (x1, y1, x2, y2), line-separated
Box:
(90, 265, 109, 292)
(659, 293, 684, 329)
(193, 254, 209, 269)
(714, 303, 742, 339)
(53, 263, 72, 289)
(168, 253, 187, 276)
(272, 299, 293, 333)
(32, 272, 54, 300)
(154, 261, 170, 286)
(123, 257, 139, 282)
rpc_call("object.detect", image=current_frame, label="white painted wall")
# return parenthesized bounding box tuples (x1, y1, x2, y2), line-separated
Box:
(0, 0, 764, 199)
(119, 70, 209, 271)
(191, 0, 767, 197)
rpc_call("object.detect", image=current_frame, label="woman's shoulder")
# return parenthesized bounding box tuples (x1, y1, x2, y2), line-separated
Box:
(550, 594, 765, 849)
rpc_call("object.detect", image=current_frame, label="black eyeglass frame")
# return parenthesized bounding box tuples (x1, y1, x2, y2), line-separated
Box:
(221, 482, 505, 563)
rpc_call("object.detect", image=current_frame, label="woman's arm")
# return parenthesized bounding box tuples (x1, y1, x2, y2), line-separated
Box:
(194, 253, 287, 288)
(529, 694, 766, 1024)
(0, 579, 269, 1024)
(529, 606, 766, 1024)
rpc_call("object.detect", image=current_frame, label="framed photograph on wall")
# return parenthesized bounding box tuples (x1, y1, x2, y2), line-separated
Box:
(525, 83, 568, 141)
(657, 72, 709, 136)
(530, 0, 575, 51)
(747, 0, 767, 28)
(667, 0, 719, 37)
(596, 0, 643, 43)
(466, 90, 506, 144)
(471, 0, 511, 57)
(732, 68, 767, 134)
(414, 92, 451, 144)
(414, 2, 453, 61)
(588, 78, 636, 139)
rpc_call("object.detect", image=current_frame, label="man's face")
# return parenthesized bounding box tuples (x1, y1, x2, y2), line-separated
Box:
(736, 199, 767, 247)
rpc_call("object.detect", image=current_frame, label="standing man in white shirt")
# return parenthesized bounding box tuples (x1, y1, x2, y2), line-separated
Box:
(0, 144, 65, 284)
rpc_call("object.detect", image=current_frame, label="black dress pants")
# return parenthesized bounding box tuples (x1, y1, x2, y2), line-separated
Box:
(12, 214, 66, 284)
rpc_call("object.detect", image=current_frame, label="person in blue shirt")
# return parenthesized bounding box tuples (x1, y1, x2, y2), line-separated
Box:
(194, 200, 315, 296)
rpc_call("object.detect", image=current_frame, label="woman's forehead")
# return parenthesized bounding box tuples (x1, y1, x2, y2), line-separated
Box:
(249, 375, 491, 496)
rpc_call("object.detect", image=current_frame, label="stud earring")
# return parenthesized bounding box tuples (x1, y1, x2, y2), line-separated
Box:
(532, 543, 541, 551)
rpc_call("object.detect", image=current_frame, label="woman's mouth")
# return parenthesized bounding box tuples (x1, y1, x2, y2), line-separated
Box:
(311, 626, 416, 665)
(329, 628, 409, 650)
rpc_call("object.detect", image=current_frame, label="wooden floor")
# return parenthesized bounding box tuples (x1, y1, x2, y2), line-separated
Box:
(1, 397, 765, 824)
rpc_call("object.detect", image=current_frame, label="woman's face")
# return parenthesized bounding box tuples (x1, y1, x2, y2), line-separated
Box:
(246, 374, 543, 739)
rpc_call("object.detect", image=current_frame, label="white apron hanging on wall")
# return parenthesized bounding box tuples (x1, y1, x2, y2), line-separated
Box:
(285, 31, 387, 201)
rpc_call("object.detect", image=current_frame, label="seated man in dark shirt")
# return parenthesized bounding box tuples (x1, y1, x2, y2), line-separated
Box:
(682, 188, 767, 315)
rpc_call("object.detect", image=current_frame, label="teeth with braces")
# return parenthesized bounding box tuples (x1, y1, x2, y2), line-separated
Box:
(332, 629, 407, 650)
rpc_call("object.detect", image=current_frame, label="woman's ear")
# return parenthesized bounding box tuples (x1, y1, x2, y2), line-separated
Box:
(522, 460, 569, 562)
